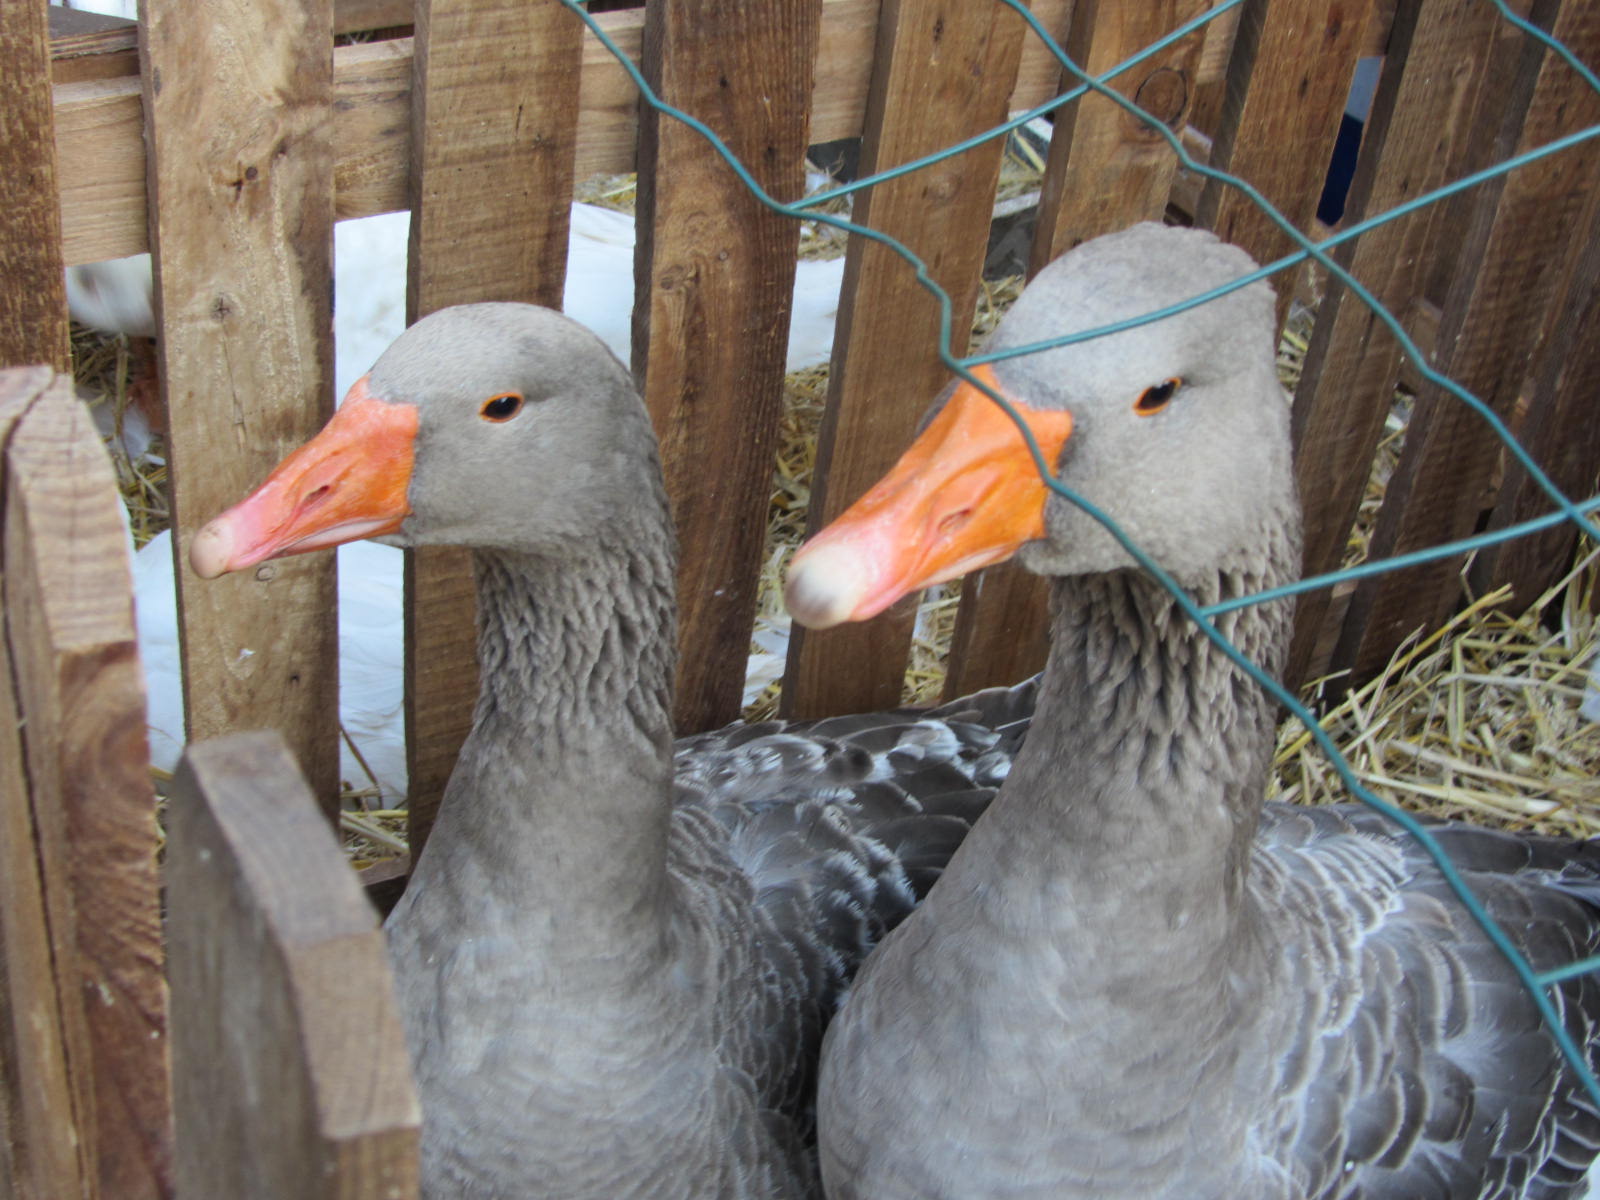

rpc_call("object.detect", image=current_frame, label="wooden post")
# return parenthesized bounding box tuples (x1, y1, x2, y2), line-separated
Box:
(168, 732, 419, 1199)
(944, 0, 1209, 701)
(633, 0, 821, 733)
(403, 0, 583, 853)
(782, 0, 1029, 718)
(0, 0, 71, 372)
(1335, 0, 1600, 680)
(0, 369, 171, 1198)
(141, 0, 341, 814)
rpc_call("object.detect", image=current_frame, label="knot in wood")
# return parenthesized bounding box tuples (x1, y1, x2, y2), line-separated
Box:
(1132, 67, 1189, 132)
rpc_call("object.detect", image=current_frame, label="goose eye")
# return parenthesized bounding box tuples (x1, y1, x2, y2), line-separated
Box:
(480, 393, 524, 422)
(1134, 377, 1182, 416)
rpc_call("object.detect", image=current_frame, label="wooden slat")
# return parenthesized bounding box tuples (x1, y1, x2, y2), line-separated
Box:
(1335, 0, 1600, 680)
(1, 0, 70, 372)
(48, 7, 138, 85)
(1196, 0, 1381, 329)
(2, 377, 170, 1199)
(402, 0, 583, 851)
(142, 0, 341, 813)
(0, 369, 82, 1200)
(1470, 173, 1600, 605)
(169, 732, 419, 1200)
(782, 0, 1030, 719)
(633, 0, 821, 733)
(54, 0, 1100, 268)
(944, 0, 1209, 701)
(1285, 0, 1523, 687)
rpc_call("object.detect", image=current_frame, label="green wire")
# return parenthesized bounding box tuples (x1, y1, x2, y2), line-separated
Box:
(560, 0, 1600, 1107)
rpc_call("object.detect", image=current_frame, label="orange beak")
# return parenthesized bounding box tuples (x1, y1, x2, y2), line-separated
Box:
(785, 365, 1073, 629)
(188, 376, 420, 579)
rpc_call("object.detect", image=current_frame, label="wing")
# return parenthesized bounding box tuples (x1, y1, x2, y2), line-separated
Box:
(1249, 803, 1600, 1199)
(666, 675, 1035, 1129)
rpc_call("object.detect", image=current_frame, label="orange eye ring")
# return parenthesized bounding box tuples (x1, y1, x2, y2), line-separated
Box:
(1134, 377, 1182, 417)
(480, 393, 525, 422)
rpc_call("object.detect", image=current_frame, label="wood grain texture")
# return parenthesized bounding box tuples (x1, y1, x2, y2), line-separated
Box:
(48, 7, 138, 85)
(142, 0, 340, 813)
(1197, 0, 1381, 329)
(402, 0, 584, 851)
(3, 380, 171, 1199)
(169, 732, 419, 1200)
(782, 0, 1030, 719)
(633, 0, 821, 733)
(1470, 172, 1600, 606)
(54, 0, 1101, 266)
(1284, 0, 1520, 687)
(0, 369, 82, 1200)
(943, 0, 1206, 701)
(1335, 0, 1600, 680)
(1, 0, 70, 373)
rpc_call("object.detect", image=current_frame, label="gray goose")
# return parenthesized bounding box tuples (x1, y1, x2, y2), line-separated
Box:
(786, 222, 1600, 1200)
(189, 303, 1030, 1199)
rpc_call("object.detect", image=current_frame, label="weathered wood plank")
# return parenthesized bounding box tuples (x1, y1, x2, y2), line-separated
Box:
(1, 0, 70, 373)
(634, 0, 820, 733)
(1285, 0, 1523, 687)
(401, 0, 583, 851)
(945, 0, 1207, 701)
(142, 0, 341, 812)
(0, 369, 82, 1200)
(1470, 172, 1600, 606)
(169, 732, 419, 1200)
(1335, 0, 1600, 680)
(3, 379, 171, 1199)
(48, 7, 138, 85)
(782, 0, 1030, 719)
(56, 0, 1102, 267)
(1197, 0, 1381, 329)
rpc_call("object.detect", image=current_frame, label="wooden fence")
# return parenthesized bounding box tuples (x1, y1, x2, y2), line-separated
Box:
(1, 0, 1599, 1192)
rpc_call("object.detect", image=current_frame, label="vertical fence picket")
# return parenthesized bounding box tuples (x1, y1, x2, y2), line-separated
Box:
(403, 0, 583, 851)
(782, 0, 1029, 718)
(1197, 0, 1381, 329)
(1, 373, 170, 1198)
(169, 732, 419, 1199)
(944, 0, 1210, 702)
(634, 0, 821, 733)
(142, 0, 341, 813)
(0, 0, 70, 373)
(1286, 0, 1516, 687)
(1336, 0, 1600, 680)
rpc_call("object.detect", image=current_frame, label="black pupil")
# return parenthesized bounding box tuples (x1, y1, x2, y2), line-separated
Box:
(484, 395, 521, 420)
(1139, 380, 1177, 411)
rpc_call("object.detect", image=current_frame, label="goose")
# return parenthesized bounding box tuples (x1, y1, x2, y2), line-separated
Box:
(187, 302, 1029, 1198)
(785, 221, 1600, 1200)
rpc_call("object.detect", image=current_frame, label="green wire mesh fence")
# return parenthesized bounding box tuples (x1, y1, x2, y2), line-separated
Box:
(562, 0, 1600, 1104)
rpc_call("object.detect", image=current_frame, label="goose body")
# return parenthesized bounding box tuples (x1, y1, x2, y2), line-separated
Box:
(190, 303, 1026, 1198)
(787, 222, 1600, 1199)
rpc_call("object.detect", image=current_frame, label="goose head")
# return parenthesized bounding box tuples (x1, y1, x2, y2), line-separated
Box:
(785, 223, 1293, 628)
(190, 302, 658, 578)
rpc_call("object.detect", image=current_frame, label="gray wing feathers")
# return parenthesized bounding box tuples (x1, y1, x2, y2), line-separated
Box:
(1254, 803, 1600, 1199)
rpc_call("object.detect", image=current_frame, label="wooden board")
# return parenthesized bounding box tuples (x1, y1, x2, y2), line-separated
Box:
(0, 0, 70, 373)
(1470, 172, 1600, 605)
(1197, 0, 1381, 329)
(945, 0, 1208, 701)
(3, 378, 170, 1199)
(782, 0, 1030, 719)
(141, 0, 341, 813)
(0, 369, 82, 1200)
(48, 6, 138, 85)
(402, 0, 584, 851)
(54, 0, 1101, 267)
(1334, 0, 1600, 679)
(633, 0, 820, 733)
(1284, 0, 1522, 687)
(168, 732, 419, 1200)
